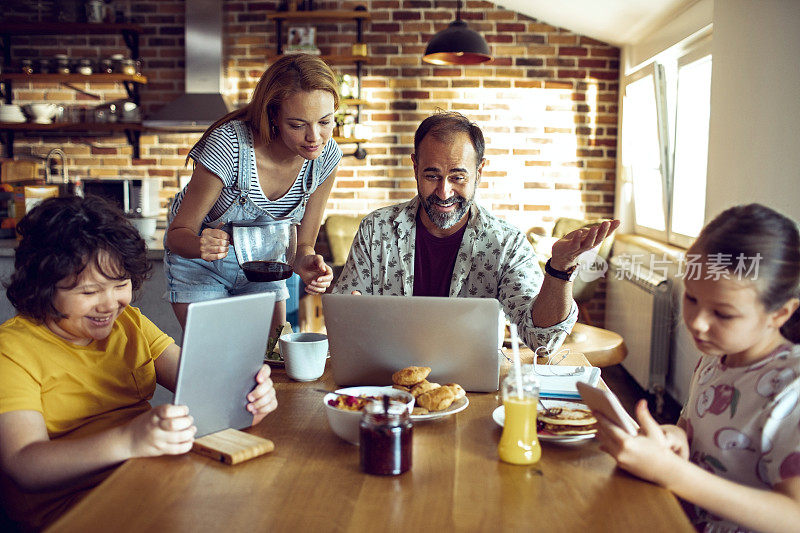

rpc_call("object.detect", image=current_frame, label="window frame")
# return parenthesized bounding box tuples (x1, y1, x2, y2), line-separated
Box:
(619, 35, 713, 247)
(621, 63, 671, 242)
(668, 41, 713, 248)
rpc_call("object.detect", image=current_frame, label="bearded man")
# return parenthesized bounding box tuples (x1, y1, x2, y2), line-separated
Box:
(333, 111, 618, 350)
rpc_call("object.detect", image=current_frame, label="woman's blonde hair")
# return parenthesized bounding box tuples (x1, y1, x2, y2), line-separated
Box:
(187, 54, 339, 163)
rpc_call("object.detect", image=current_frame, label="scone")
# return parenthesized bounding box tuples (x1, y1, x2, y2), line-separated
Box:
(392, 384, 411, 393)
(410, 380, 440, 398)
(417, 386, 456, 412)
(392, 366, 431, 386)
(411, 406, 429, 416)
(443, 383, 466, 400)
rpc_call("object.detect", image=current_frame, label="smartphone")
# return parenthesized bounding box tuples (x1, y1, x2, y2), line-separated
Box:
(576, 382, 639, 436)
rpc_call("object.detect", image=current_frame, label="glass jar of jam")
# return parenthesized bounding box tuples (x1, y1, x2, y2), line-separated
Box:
(359, 399, 412, 476)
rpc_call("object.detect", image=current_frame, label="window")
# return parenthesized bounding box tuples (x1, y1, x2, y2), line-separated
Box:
(620, 38, 712, 246)
(670, 45, 712, 246)
(622, 64, 669, 236)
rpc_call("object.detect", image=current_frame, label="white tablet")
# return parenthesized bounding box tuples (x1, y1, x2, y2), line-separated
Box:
(173, 292, 275, 437)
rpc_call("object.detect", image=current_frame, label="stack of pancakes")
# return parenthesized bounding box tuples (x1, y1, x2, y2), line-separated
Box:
(391, 366, 465, 415)
(537, 406, 598, 436)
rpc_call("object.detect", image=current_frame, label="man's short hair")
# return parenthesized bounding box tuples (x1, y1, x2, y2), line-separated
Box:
(414, 111, 485, 164)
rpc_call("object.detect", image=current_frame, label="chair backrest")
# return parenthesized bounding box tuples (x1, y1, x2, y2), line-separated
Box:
(324, 214, 365, 266)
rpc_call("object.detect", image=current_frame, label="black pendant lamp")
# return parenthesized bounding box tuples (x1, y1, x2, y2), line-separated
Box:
(422, 1, 492, 65)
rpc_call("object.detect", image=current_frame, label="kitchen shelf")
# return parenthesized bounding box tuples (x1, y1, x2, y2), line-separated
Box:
(333, 137, 368, 144)
(0, 122, 142, 131)
(0, 24, 146, 159)
(0, 122, 143, 159)
(0, 73, 147, 84)
(0, 73, 147, 105)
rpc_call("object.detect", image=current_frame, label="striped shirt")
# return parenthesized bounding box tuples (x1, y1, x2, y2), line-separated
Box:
(172, 120, 342, 221)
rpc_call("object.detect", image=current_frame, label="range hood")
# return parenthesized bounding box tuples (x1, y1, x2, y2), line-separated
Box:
(142, 0, 231, 130)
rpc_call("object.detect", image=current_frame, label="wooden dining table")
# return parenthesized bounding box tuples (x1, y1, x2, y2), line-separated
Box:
(48, 349, 693, 532)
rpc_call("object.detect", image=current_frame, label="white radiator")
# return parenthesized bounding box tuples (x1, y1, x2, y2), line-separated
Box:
(605, 256, 672, 410)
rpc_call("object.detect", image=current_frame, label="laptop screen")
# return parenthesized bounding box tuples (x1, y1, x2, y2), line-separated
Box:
(322, 294, 501, 392)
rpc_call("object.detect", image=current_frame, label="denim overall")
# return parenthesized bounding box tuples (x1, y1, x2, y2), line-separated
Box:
(164, 121, 321, 303)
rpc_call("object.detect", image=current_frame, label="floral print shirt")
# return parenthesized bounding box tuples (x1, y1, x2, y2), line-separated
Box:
(679, 343, 800, 532)
(333, 197, 577, 350)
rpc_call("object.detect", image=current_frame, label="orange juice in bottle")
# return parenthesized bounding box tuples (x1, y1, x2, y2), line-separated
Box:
(498, 364, 541, 465)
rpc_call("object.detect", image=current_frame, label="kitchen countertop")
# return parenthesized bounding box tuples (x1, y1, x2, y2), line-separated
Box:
(0, 230, 166, 260)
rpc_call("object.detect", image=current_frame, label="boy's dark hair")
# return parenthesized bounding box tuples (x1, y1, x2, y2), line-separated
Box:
(692, 203, 800, 342)
(5, 195, 151, 322)
(413, 110, 486, 165)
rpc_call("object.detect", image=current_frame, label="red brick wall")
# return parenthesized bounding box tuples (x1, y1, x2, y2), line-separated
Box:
(1, 0, 619, 324)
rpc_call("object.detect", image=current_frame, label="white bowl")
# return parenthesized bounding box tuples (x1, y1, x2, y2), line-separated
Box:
(323, 386, 415, 445)
(27, 103, 57, 120)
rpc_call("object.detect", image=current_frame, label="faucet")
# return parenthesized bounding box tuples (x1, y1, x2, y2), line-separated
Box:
(45, 148, 68, 184)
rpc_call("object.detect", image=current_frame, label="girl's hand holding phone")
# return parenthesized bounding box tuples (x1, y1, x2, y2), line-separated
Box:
(595, 399, 688, 487)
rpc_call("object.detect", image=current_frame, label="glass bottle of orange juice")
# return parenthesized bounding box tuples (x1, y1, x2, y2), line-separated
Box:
(498, 364, 541, 465)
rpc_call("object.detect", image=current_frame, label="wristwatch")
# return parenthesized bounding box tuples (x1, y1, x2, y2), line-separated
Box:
(544, 258, 578, 282)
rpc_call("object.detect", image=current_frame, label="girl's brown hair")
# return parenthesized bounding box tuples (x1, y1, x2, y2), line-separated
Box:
(187, 54, 339, 164)
(691, 203, 800, 343)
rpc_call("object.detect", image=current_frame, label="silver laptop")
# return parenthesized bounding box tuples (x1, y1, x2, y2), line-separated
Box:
(322, 294, 501, 392)
(173, 292, 275, 437)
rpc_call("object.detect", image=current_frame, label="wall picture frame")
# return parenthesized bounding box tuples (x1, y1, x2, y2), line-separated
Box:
(285, 26, 320, 54)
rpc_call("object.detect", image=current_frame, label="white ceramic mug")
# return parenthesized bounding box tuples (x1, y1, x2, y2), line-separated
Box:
(280, 332, 328, 382)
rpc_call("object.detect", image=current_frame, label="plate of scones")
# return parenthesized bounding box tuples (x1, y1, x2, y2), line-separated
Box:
(391, 366, 469, 421)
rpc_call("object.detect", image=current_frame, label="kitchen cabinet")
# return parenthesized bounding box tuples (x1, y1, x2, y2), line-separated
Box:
(267, 8, 370, 159)
(0, 23, 146, 158)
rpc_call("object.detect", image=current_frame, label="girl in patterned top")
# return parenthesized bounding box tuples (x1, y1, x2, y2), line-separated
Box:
(165, 55, 342, 334)
(594, 203, 800, 532)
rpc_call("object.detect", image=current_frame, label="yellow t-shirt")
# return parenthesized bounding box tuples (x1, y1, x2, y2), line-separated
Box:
(0, 306, 174, 439)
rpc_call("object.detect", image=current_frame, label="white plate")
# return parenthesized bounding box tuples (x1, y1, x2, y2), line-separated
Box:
(411, 395, 469, 421)
(265, 353, 330, 368)
(492, 399, 596, 443)
(264, 353, 284, 367)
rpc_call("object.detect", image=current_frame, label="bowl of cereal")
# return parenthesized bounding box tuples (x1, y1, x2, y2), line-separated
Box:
(324, 386, 414, 445)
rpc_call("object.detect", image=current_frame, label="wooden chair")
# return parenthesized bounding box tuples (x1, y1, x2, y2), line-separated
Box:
(323, 214, 365, 269)
(299, 214, 364, 333)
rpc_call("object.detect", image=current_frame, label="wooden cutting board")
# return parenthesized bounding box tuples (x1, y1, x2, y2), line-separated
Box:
(192, 428, 275, 465)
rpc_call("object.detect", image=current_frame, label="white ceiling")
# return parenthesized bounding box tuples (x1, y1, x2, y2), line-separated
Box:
(493, 0, 690, 46)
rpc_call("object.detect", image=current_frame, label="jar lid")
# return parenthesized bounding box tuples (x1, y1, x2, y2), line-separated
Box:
(363, 399, 408, 418)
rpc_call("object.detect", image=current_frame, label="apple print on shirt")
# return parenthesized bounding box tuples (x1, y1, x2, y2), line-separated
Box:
(696, 384, 740, 418)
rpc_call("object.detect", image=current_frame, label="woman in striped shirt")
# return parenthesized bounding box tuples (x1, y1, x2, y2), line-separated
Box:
(164, 55, 342, 334)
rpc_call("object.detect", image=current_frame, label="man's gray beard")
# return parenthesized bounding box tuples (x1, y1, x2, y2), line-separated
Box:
(422, 193, 472, 230)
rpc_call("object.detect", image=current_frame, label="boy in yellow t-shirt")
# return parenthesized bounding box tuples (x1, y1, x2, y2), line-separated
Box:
(0, 196, 278, 531)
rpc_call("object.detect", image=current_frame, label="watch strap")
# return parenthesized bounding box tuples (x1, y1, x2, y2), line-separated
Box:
(544, 258, 577, 282)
